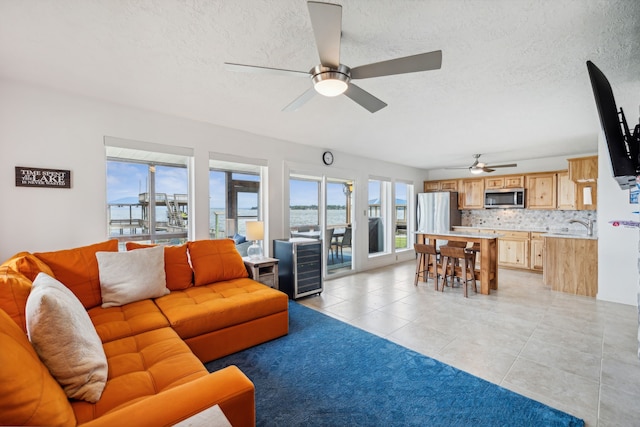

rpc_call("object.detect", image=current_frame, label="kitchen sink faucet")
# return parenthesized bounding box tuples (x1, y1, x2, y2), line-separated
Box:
(569, 218, 594, 236)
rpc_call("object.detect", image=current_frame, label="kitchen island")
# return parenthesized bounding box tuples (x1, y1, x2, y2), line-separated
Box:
(542, 233, 598, 297)
(415, 231, 500, 295)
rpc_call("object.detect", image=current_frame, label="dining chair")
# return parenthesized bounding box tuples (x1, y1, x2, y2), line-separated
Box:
(413, 243, 439, 289)
(333, 227, 352, 263)
(438, 245, 477, 297)
(324, 228, 335, 262)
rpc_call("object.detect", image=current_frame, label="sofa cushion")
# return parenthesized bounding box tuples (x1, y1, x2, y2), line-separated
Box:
(0, 266, 32, 333)
(26, 273, 108, 402)
(97, 245, 169, 308)
(34, 239, 118, 309)
(126, 242, 193, 290)
(88, 299, 170, 344)
(154, 278, 288, 340)
(71, 327, 209, 424)
(232, 233, 247, 244)
(1, 251, 54, 281)
(0, 308, 76, 427)
(188, 239, 248, 286)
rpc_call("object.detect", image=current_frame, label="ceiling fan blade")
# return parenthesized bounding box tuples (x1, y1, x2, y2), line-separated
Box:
(307, 1, 342, 68)
(482, 168, 496, 173)
(224, 62, 310, 78)
(343, 83, 387, 113)
(282, 87, 317, 112)
(486, 163, 518, 168)
(350, 50, 442, 80)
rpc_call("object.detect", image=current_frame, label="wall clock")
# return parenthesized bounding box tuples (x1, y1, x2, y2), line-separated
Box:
(322, 151, 334, 165)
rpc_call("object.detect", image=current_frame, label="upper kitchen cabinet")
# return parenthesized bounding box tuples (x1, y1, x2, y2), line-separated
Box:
(460, 178, 484, 209)
(568, 156, 598, 211)
(557, 171, 576, 210)
(485, 175, 524, 190)
(424, 181, 439, 191)
(568, 156, 598, 182)
(526, 173, 557, 209)
(423, 179, 458, 192)
(575, 182, 597, 210)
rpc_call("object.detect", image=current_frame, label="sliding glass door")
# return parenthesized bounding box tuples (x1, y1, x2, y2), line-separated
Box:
(289, 173, 354, 277)
(326, 179, 353, 276)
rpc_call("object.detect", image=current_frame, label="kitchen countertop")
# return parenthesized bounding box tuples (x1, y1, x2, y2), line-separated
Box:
(453, 225, 597, 240)
(415, 230, 503, 239)
(541, 232, 597, 240)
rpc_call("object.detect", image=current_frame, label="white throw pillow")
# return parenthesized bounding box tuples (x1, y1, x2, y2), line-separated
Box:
(97, 245, 169, 308)
(25, 272, 108, 402)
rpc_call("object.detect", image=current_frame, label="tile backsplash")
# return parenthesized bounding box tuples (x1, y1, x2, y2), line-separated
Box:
(461, 209, 598, 234)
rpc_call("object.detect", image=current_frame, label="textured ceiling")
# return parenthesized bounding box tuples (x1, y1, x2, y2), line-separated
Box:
(1, 0, 639, 170)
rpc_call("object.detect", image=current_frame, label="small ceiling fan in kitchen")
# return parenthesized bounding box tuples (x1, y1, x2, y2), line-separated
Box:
(446, 154, 518, 174)
(224, 1, 442, 113)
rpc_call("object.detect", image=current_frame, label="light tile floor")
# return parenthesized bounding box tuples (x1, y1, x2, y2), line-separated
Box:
(298, 261, 640, 427)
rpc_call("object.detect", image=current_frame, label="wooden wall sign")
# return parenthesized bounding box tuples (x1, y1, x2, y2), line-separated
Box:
(15, 166, 71, 189)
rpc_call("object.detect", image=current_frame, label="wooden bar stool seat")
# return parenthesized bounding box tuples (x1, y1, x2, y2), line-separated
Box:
(438, 245, 477, 297)
(413, 243, 439, 289)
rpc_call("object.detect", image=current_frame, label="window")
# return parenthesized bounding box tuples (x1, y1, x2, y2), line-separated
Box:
(209, 157, 264, 240)
(289, 176, 321, 233)
(105, 138, 192, 246)
(326, 179, 353, 274)
(394, 182, 412, 250)
(368, 178, 391, 255)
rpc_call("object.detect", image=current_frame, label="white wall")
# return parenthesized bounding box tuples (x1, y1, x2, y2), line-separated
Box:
(596, 135, 639, 306)
(0, 79, 425, 271)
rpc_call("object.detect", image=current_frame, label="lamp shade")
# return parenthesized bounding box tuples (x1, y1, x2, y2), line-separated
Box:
(246, 221, 264, 241)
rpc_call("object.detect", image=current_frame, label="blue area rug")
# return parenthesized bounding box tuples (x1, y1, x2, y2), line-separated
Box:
(206, 302, 584, 427)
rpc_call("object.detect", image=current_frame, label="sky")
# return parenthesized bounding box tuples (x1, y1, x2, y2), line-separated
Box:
(107, 162, 188, 203)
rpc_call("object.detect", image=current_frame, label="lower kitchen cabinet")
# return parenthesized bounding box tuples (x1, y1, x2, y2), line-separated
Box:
(530, 232, 545, 271)
(453, 227, 541, 272)
(497, 230, 529, 269)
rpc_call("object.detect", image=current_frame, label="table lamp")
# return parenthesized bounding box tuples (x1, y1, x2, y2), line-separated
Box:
(246, 221, 264, 260)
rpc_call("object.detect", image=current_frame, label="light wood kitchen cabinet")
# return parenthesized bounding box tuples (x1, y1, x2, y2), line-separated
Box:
(526, 173, 557, 209)
(424, 181, 439, 191)
(485, 177, 505, 190)
(575, 182, 597, 210)
(423, 179, 458, 192)
(543, 236, 597, 297)
(452, 227, 538, 272)
(460, 178, 484, 209)
(530, 232, 545, 271)
(504, 175, 525, 188)
(556, 171, 576, 210)
(497, 230, 529, 269)
(439, 180, 458, 191)
(568, 156, 598, 182)
(557, 170, 597, 210)
(485, 175, 524, 190)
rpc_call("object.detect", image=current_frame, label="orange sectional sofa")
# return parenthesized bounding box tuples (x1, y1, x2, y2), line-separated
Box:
(0, 238, 289, 427)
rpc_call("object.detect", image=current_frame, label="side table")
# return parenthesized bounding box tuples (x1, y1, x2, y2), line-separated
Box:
(243, 256, 279, 289)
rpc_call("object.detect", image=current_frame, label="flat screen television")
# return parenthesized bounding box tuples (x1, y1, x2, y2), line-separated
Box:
(586, 60, 640, 189)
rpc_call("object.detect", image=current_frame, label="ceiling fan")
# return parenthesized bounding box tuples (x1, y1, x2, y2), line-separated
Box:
(447, 154, 518, 174)
(224, 1, 442, 113)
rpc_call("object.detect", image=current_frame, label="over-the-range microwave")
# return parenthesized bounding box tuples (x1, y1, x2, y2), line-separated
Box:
(484, 188, 525, 209)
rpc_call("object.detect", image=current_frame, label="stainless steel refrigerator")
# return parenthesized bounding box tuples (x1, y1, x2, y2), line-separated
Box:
(416, 192, 461, 237)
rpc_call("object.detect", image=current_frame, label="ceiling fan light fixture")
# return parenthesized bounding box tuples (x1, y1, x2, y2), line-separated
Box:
(314, 77, 348, 96)
(469, 166, 484, 175)
(312, 64, 350, 97)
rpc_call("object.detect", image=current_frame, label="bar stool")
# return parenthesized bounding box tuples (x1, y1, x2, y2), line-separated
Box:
(413, 243, 439, 289)
(438, 245, 477, 297)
